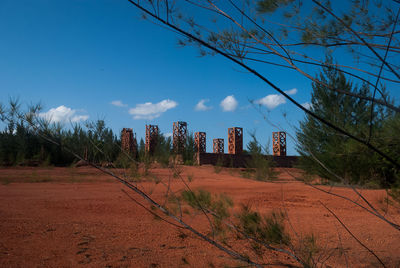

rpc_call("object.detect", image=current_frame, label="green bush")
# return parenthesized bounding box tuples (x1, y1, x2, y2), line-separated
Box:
(389, 187, 400, 204)
(181, 189, 233, 237)
(182, 132, 196, 166)
(114, 152, 132, 168)
(213, 156, 224, 174)
(236, 205, 290, 246)
(244, 134, 277, 181)
(297, 234, 319, 268)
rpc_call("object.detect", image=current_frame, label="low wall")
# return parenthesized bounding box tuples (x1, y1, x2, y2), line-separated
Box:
(195, 153, 298, 168)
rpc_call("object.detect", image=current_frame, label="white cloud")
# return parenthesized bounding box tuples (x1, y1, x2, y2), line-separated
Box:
(255, 94, 286, 110)
(163, 132, 173, 138)
(285, 88, 297, 95)
(302, 102, 312, 110)
(255, 88, 297, 110)
(220, 95, 238, 112)
(39, 105, 89, 123)
(195, 99, 212, 111)
(111, 100, 127, 107)
(129, 99, 178, 120)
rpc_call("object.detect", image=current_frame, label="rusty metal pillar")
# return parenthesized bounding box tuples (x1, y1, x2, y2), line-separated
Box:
(194, 132, 206, 153)
(272, 131, 286, 156)
(228, 127, 243, 154)
(173, 121, 187, 153)
(121, 128, 137, 155)
(213, 138, 224, 154)
(145, 125, 159, 154)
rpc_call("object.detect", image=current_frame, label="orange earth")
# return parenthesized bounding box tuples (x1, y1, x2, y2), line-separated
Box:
(0, 165, 399, 268)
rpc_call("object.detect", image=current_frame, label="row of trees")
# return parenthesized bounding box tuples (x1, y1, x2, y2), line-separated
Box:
(0, 108, 198, 167)
(0, 118, 120, 166)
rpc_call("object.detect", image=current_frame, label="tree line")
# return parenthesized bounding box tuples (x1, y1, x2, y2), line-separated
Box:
(0, 111, 199, 167)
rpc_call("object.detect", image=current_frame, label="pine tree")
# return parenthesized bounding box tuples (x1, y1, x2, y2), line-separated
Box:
(296, 59, 392, 186)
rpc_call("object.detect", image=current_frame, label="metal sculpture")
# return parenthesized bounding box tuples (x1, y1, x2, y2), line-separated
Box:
(272, 131, 286, 156)
(194, 132, 206, 153)
(121, 128, 137, 154)
(213, 138, 224, 154)
(145, 125, 159, 154)
(173, 121, 187, 153)
(228, 127, 243, 154)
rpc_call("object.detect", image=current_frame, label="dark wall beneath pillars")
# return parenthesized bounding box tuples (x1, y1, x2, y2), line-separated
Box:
(195, 153, 298, 168)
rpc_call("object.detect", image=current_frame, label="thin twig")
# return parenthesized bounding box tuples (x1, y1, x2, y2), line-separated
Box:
(319, 201, 387, 268)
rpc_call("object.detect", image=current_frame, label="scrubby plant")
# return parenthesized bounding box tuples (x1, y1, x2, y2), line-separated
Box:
(128, 162, 141, 182)
(213, 156, 224, 174)
(182, 132, 196, 166)
(236, 205, 290, 246)
(389, 187, 400, 205)
(181, 189, 212, 210)
(296, 234, 319, 268)
(181, 189, 233, 237)
(114, 152, 132, 168)
(153, 133, 172, 167)
(244, 133, 277, 181)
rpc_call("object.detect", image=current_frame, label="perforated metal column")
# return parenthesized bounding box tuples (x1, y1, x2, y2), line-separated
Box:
(228, 127, 243, 154)
(272, 131, 286, 156)
(195, 132, 206, 153)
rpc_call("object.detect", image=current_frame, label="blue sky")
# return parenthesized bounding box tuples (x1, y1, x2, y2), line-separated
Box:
(1, 0, 398, 155)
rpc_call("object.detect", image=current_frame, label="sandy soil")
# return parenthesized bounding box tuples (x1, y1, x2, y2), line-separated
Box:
(0, 166, 399, 268)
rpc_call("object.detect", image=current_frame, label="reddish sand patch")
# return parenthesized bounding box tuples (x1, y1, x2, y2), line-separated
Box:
(0, 166, 399, 267)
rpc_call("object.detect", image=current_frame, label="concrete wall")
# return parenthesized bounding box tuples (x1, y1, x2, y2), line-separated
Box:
(195, 153, 298, 168)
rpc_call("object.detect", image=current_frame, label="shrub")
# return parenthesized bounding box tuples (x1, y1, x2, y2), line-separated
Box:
(297, 234, 319, 268)
(244, 134, 277, 181)
(153, 134, 172, 167)
(236, 205, 290, 246)
(213, 156, 224, 174)
(182, 132, 196, 166)
(114, 152, 132, 168)
(181, 189, 233, 237)
(389, 187, 400, 205)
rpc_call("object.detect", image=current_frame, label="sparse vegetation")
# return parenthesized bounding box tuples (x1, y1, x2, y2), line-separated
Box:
(389, 187, 400, 205)
(243, 133, 277, 181)
(182, 132, 196, 166)
(213, 156, 224, 174)
(236, 205, 290, 246)
(187, 173, 193, 182)
(181, 189, 233, 237)
(296, 234, 320, 268)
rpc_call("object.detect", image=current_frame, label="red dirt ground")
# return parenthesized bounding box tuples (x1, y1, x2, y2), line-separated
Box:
(0, 166, 399, 267)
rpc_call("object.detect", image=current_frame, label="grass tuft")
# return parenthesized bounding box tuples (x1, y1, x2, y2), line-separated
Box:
(236, 205, 290, 246)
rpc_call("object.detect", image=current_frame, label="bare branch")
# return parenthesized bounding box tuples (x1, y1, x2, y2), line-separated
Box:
(319, 201, 387, 268)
